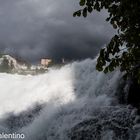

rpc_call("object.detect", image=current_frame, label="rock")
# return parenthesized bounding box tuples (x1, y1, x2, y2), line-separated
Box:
(69, 107, 136, 140)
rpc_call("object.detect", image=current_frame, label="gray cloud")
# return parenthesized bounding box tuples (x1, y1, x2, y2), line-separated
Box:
(0, 0, 115, 63)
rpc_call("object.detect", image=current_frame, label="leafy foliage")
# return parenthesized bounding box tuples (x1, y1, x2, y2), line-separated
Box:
(74, 0, 140, 83)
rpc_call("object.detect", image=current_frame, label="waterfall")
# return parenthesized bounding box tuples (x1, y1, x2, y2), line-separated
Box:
(0, 59, 140, 140)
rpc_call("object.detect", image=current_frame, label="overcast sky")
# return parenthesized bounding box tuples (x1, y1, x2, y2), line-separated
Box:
(0, 0, 115, 63)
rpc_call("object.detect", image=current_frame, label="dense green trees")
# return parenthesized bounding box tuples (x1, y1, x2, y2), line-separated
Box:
(74, 0, 140, 83)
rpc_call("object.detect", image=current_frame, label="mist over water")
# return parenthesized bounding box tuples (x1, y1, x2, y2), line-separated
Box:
(0, 59, 140, 140)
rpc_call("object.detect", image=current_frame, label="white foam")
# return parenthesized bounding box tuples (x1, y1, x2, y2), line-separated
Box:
(1, 58, 134, 140)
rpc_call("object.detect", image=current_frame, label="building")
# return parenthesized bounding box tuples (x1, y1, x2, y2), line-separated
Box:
(41, 58, 52, 67)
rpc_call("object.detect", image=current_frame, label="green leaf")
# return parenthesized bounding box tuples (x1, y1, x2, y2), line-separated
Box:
(88, 6, 93, 13)
(106, 17, 110, 21)
(113, 23, 117, 29)
(100, 48, 105, 58)
(104, 67, 109, 74)
(109, 65, 114, 72)
(77, 10, 81, 17)
(83, 7, 87, 17)
(73, 10, 81, 17)
(73, 12, 77, 17)
(79, 0, 85, 6)
(96, 65, 103, 71)
(94, 2, 100, 11)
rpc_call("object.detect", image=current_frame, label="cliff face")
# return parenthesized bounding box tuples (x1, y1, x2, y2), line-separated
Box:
(127, 79, 140, 114)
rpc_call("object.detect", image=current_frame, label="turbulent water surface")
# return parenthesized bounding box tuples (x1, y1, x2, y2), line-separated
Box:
(0, 59, 140, 140)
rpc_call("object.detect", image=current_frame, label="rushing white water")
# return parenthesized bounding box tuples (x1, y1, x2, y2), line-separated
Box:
(0, 59, 140, 140)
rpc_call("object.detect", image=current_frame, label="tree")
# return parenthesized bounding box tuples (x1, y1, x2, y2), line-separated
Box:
(74, 0, 140, 83)
(0, 58, 11, 72)
(0, 57, 14, 73)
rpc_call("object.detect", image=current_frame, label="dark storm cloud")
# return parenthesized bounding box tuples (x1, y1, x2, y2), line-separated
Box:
(0, 0, 115, 63)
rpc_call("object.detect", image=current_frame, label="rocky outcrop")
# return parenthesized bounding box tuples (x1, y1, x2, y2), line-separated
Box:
(116, 77, 140, 114)
(69, 106, 138, 140)
(127, 79, 140, 114)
